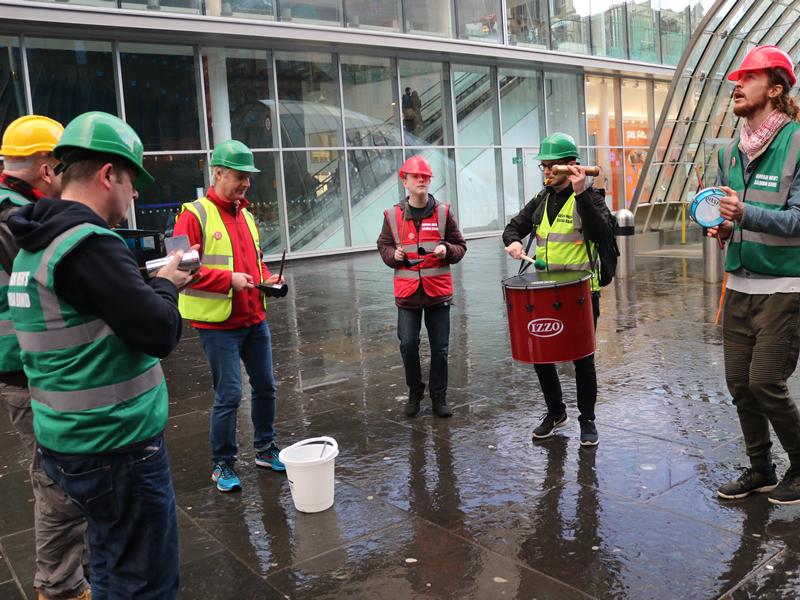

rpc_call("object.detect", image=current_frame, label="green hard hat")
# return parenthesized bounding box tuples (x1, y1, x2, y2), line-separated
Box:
(54, 111, 154, 187)
(535, 132, 579, 161)
(210, 140, 260, 173)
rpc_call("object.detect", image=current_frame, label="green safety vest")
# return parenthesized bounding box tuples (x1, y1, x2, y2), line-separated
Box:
(0, 186, 31, 373)
(720, 121, 800, 276)
(536, 192, 600, 292)
(178, 197, 264, 323)
(8, 223, 168, 454)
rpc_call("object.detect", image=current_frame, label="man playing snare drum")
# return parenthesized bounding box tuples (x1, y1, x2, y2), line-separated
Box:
(709, 46, 800, 505)
(502, 132, 612, 446)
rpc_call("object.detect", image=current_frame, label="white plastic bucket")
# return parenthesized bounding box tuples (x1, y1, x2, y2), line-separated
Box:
(278, 436, 339, 513)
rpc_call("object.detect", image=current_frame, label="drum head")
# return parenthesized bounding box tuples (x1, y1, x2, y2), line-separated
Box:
(690, 187, 725, 228)
(502, 271, 593, 289)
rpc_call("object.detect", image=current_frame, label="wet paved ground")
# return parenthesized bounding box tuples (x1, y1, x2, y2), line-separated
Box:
(2, 237, 800, 599)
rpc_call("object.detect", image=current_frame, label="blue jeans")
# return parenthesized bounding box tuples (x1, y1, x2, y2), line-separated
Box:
(397, 303, 451, 398)
(199, 320, 277, 464)
(40, 435, 179, 600)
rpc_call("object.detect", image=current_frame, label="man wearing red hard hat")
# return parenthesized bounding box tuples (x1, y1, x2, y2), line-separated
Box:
(709, 45, 800, 505)
(377, 155, 466, 418)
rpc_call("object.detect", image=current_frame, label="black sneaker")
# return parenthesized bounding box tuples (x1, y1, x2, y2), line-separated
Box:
(579, 420, 599, 446)
(431, 395, 453, 418)
(768, 469, 800, 505)
(405, 390, 423, 417)
(717, 464, 778, 500)
(532, 413, 568, 439)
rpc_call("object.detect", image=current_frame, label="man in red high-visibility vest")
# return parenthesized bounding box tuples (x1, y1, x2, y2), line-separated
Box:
(376, 155, 467, 418)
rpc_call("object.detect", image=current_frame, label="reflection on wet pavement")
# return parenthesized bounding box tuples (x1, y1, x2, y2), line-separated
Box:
(1, 237, 799, 598)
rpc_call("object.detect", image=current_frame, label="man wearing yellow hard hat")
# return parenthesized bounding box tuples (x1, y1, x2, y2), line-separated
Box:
(0, 115, 90, 600)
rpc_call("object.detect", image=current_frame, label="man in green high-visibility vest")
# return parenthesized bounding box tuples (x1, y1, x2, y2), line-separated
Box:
(0, 115, 91, 600)
(709, 45, 800, 505)
(7, 111, 195, 598)
(503, 132, 611, 447)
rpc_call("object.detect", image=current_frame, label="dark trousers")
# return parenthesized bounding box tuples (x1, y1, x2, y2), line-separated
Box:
(723, 289, 800, 469)
(534, 293, 600, 423)
(41, 435, 180, 600)
(198, 321, 278, 465)
(398, 303, 451, 399)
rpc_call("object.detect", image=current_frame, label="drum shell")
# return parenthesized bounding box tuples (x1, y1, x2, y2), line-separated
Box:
(502, 274, 596, 364)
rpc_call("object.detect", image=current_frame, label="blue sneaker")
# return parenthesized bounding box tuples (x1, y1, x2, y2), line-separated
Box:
(211, 463, 241, 492)
(255, 442, 285, 472)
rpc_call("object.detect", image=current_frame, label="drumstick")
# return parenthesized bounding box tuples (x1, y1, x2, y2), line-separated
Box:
(519, 254, 536, 265)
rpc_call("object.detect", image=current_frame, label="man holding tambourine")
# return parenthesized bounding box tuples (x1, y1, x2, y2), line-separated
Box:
(708, 46, 800, 505)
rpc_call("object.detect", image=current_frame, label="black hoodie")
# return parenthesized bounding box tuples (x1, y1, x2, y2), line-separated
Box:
(8, 198, 182, 358)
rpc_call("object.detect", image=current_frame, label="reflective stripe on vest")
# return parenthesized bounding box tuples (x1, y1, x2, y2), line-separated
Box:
(721, 122, 800, 276)
(9, 223, 168, 454)
(385, 202, 453, 298)
(0, 187, 31, 372)
(536, 193, 599, 291)
(178, 197, 263, 322)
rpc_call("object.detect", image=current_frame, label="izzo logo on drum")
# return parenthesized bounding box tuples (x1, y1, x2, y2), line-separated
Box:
(706, 195, 720, 207)
(527, 318, 564, 337)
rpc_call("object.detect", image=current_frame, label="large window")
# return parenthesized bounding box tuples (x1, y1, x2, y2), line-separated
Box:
(0, 36, 24, 138)
(120, 43, 201, 151)
(345, 0, 400, 30)
(26, 38, 116, 125)
(544, 71, 584, 145)
(205, 0, 275, 18)
(456, 0, 502, 43)
(507, 0, 549, 48)
(340, 55, 400, 147)
(403, 0, 453, 37)
(275, 51, 342, 149)
(628, 0, 660, 63)
(121, 0, 201, 14)
(280, 0, 342, 25)
(283, 149, 347, 252)
(201, 47, 276, 149)
(500, 68, 544, 147)
(549, 0, 589, 54)
(621, 78, 650, 208)
(660, 0, 691, 65)
(135, 153, 207, 233)
(591, 0, 627, 59)
(399, 60, 451, 146)
(349, 148, 402, 246)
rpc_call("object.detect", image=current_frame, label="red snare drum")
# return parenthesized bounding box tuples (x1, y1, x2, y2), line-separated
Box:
(502, 271, 596, 364)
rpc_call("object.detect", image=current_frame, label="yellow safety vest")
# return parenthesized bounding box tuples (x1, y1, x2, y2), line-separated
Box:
(178, 197, 264, 322)
(536, 193, 600, 292)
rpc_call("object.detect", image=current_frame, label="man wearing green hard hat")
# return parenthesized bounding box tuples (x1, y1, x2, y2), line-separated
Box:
(174, 139, 286, 493)
(502, 131, 613, 447)
(6, 111, 195, 597)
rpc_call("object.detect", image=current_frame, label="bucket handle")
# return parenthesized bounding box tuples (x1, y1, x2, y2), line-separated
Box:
(285, 436, 338, 460)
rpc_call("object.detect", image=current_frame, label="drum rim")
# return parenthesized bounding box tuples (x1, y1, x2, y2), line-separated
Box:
(502, 270, 593, 289)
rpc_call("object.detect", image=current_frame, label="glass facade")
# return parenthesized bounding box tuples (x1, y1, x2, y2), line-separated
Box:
(12, 0, 702, 66)
(0, 28, 670, 256)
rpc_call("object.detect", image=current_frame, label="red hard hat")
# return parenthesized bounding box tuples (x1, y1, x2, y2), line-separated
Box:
(399, 155, 433, 178)
(728, 45, 797, 87)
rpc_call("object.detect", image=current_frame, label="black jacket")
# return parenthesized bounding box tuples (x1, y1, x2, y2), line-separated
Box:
(8, 198, 182, 358)
(502, 185, 610, 247)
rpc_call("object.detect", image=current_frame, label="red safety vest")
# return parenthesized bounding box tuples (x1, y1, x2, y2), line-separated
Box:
(385, 203, 453, 299)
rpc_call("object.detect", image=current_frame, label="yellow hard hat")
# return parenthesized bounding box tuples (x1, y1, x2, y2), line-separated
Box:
(1, 115, 64, 157)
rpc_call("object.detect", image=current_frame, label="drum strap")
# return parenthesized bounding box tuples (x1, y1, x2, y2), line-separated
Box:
(519, 191, 549, 275)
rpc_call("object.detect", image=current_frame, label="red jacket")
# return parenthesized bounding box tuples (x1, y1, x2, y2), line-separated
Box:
(173, 188, 272, 330)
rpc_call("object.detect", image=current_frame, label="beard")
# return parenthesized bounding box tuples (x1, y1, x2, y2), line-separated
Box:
(733, 93, 769, 118)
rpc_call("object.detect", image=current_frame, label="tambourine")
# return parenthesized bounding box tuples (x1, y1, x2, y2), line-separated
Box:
(690, 187, 726, 228)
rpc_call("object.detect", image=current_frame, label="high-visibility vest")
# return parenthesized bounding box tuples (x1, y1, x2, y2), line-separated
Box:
(9, 223, 168, 453)
(0, 186, 32, 373)
(385, 202, 453, 298)
(719, 121, 800, 276)
(536, 192, 600, 292)
(178, 197, 264, 323)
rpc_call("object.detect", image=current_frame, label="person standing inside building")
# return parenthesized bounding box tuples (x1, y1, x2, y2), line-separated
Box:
(709, 46, 800, 505)
(0, 115, 91, 600)
(174, 139, 285, 493)
(7, 111, 194, 598)
(503, 132, 611, 447)
(376, 155, 467, 418)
